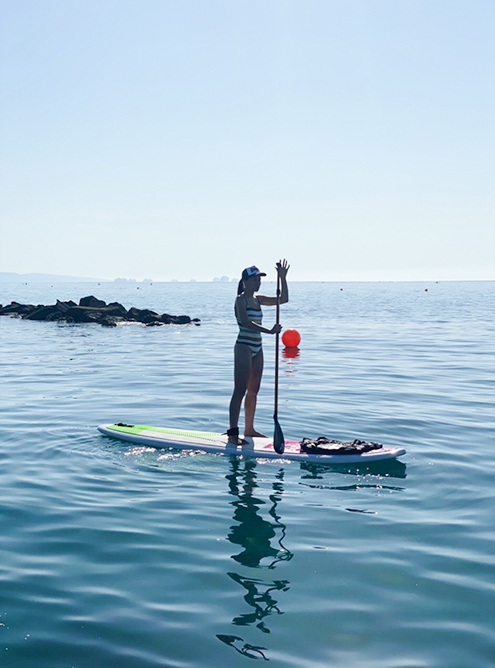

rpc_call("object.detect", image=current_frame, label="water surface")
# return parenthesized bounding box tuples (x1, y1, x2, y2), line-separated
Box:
(1, 281, 494, 667)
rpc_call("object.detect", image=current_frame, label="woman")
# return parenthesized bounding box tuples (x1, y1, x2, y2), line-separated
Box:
(228, 260, 290, 445)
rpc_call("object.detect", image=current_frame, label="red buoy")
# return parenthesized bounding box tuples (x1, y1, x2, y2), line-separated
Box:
(282, 329, 301, 348)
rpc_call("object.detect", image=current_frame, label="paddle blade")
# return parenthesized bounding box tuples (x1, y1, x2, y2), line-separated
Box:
(273, 414, 285, 454)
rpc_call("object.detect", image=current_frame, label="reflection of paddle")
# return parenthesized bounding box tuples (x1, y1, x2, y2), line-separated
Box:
(273, 265, 285, 454)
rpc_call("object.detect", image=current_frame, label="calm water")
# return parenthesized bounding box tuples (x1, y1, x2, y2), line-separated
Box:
(1, 281, 494, 667)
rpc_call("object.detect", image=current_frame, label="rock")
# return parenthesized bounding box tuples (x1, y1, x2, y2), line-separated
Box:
(56, 299, 77, 312)
(173, 315, 192, 325)
(79, 296, 107, 308)
(0, 297, 200, 327)
(65, 306, 104, 324)
(104, 305, 130, 319)
(107, 302, 128, 317)
(0, 301, 37, 317)
(176, 315, 192, 324)
(99, 316, 118, 327)
(24, 304, 65, 321)
(129, 309, 159, 323)
(64, 305, 127, 324)
(126, 307, 141, 320)
(159, 313, 191, 324)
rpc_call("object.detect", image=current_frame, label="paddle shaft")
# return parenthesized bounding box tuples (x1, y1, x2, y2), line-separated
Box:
(274, 270, 281, 419)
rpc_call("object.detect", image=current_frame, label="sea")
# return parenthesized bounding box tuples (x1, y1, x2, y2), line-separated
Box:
(1, 280, 494, 668)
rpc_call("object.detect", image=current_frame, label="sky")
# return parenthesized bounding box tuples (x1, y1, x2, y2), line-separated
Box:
(1, 0, 494, 282)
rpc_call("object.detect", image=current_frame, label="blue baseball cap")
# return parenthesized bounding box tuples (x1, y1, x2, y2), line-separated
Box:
(242, 265, 266, 280)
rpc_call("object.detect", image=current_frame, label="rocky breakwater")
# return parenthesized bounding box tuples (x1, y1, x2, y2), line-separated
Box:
(0, 296, 200, 327)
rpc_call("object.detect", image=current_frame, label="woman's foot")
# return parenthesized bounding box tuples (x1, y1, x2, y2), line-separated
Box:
(244, 429, 267, 438)
(227, 427, 248, 445)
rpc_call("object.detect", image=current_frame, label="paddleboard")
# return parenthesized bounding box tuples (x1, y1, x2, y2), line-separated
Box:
(98, 423, 406, 464)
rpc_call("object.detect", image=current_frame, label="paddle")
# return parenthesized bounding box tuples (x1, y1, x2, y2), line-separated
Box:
(273, 265, 285, 454)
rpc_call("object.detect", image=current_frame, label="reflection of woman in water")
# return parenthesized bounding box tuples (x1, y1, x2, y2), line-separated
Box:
(226, 458, 292, 569)
(227, 460, 280, 568)
(217, 459, 292, 658)
(216, 458, 405, 659)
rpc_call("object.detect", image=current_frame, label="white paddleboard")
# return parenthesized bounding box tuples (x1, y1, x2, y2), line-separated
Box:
(98, 423, 406, 464)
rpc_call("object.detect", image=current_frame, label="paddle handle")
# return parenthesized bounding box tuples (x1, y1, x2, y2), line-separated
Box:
(274, 269, 281, 418)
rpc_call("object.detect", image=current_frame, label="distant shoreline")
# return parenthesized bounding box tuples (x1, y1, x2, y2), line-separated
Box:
(0, 272, 110, 283)
(0, 273, 493, 284)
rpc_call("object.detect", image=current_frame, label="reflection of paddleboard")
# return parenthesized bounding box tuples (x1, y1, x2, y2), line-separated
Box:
(98, 424, 406, 464)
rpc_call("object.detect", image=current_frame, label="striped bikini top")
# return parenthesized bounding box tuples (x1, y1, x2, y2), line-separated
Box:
(235, 297, 263, 350)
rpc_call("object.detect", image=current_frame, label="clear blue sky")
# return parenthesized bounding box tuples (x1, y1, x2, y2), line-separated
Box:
(1, 0, 494, 281)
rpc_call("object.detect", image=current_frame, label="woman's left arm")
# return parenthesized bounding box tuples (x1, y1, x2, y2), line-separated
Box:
(258, 259, 290, 306)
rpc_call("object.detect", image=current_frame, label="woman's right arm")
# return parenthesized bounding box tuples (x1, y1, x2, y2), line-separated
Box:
(236, 296, 280, 334)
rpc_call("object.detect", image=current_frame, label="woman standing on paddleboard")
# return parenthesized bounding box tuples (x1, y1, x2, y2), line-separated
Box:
(228, 260, 289, 445)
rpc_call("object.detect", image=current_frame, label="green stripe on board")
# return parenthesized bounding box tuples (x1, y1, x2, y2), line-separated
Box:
(108, 424, 223, 439)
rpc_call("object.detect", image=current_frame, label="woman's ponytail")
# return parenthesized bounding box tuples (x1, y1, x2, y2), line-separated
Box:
(237, 278, 244, 295)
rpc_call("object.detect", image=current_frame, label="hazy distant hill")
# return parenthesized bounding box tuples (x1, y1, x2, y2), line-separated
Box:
(0, 272, 109, 283)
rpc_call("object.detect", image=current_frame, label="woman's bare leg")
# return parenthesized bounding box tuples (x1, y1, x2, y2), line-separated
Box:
(244, 349, 265, 437)
(228, 345, 251, 443)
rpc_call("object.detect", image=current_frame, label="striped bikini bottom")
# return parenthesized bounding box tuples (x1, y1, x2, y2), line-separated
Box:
(235, 336, 262, 358)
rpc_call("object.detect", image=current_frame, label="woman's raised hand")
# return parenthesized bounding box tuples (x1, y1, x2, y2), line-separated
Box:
(276, 259, 290, 278)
